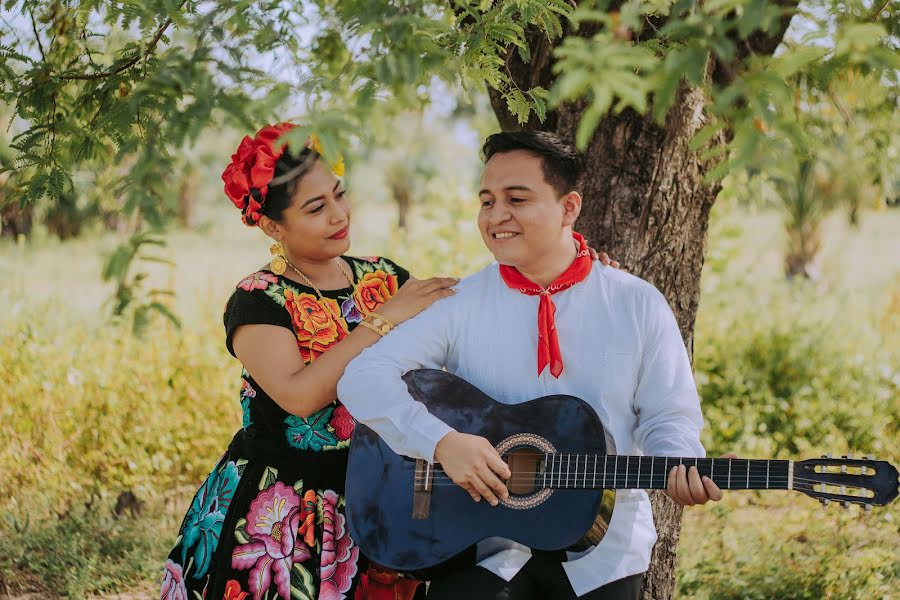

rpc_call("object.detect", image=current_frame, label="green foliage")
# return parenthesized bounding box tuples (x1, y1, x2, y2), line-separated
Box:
(8, 0, 891, 220)
(551, 0, 898, 177)
(102, 231, 181, 335)
(2, 0, 898, 326)
(0, 503, 172, 598)
(677, 494, 900, 599)
(695, 309, 899, 457)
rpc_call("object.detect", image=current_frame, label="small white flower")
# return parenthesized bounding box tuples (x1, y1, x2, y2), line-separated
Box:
(67, 369, 83, 386)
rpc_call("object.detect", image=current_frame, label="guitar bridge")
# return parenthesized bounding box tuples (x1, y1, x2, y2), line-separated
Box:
(412, 459, 434, 519)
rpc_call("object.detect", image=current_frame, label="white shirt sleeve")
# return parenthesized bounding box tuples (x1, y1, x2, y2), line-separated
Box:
(337, 294, 459, 463)
(632, 286, 706, 458)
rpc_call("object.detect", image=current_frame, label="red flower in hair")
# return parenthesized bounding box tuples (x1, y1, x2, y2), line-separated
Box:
(222, 123, 296, 226)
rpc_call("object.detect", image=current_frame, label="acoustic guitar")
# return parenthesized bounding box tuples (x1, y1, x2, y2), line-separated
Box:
(345, 369, 899, 575)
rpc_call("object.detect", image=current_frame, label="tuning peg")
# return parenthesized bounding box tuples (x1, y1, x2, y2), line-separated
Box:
(840, 464, 848, 473)
(823, 454, 833, 459)
(866, 454, 874, 460)
(863, 504, 873, 513)
(842, 501, 851, 509)
(819, 498, 830, 507)
(847, 453, 853, 459)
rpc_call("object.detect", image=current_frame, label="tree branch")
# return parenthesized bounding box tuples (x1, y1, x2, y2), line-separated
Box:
(29, 10, 46, 63)
(53, 1, 186, 82)
(871, 0, 890, 21)
(712, 0, 801, 86)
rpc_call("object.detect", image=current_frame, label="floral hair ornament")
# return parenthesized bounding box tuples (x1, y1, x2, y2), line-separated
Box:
(221, 123, 345, 226)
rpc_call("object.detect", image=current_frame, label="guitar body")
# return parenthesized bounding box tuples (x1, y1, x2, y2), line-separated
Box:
(345, 369, 613, 574)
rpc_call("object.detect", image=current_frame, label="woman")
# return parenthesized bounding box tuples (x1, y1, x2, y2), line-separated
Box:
(159, 123, 617, 600)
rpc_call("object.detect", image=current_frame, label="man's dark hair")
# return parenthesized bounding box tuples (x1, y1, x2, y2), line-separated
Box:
(481, 131, 584, 196)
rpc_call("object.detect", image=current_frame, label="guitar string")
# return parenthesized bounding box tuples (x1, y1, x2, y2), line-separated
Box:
(473, 452, 873, 465)
(415, 470, 856, 498)
(411, 473, 845, 488)
(413, 473, 822, 485)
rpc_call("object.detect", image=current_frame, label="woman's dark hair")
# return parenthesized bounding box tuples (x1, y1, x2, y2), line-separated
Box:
(481, 131, 584, 196)
(256, 146, 319, 222)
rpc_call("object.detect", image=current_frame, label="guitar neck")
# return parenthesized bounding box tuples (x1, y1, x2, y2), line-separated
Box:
(542, 454, 793, 491)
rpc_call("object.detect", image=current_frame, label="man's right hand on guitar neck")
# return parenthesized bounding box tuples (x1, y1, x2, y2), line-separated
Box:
(435, 431, 511, 506)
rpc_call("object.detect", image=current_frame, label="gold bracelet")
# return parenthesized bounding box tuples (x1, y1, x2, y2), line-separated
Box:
(358, 319, 386, 337)
(362, 312, 393, 336)
(367, 311, 395, 329)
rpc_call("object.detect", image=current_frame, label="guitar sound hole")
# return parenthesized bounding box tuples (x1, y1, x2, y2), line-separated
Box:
(505, 448, 544, 496)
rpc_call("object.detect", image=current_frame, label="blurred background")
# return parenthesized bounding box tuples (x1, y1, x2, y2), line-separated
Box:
(1, 1, 898, 598)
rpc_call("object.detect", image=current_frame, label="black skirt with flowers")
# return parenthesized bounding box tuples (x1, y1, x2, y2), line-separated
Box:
(159, 256, 409, 600)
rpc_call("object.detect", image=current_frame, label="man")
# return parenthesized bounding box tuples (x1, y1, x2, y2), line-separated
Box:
(337, 131, 725, 599)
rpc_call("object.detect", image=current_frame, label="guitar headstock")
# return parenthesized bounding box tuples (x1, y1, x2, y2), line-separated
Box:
(794, 455, 899, 509)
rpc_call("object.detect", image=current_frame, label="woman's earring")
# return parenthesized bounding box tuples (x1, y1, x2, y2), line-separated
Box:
(269, 241, 287, 275)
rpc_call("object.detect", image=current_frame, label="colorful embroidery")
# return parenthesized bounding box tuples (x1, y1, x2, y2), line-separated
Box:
(237, 272, 279, 292)
(318, 490, 359, 600)
(240, 376, 256, 430)
(231, 481, 311, 600)
(222, 579, 249, 600)
(179, 460, 242, 579)
(160, 559, 188, 600)
(284, 407, 338, 451)
(339, 296, 363, 324)
(282, 287, 348, 363)
(329, 405, 355, 441)
(283, 403, 354, 450)
(352, 269, 399, 315)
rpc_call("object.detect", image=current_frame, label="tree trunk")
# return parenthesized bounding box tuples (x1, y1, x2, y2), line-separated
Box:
(487, 32, 729, 600)
(394, 185, 411, 230)
(0, 180, 34, 238)
(177, 168, 198, 229)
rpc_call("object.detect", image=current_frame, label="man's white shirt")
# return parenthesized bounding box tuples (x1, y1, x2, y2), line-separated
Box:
(337, 261, 705, 596)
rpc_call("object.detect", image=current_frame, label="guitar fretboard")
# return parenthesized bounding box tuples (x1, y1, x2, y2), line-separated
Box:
(541, 454, 792, 490)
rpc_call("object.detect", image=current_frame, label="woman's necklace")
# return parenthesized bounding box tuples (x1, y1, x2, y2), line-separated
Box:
(283, 256, 358, 321)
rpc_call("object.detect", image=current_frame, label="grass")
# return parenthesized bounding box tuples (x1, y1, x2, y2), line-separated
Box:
(0, 203, 897, 598)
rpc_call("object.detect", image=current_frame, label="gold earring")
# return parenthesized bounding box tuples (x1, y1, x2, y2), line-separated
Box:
(269, 241, 287, 275)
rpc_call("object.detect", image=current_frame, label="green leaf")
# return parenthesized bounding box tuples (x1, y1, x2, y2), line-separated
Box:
(575, 93, 610, 150)
(527, 87, 549, 122)
(148, 302, 181, 329)
(506, 89, 531, 125)
(772, 46, 829, 78)
(689, 123, 724, 151)
(737, 0, 769, 39)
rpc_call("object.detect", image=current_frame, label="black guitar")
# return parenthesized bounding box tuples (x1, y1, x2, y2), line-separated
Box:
(345, 369, 899, 575)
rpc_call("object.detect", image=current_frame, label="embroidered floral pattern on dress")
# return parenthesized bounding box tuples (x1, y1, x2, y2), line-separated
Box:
(284, 407, 338, 451)
(237, 271, 279, 292)
(179, 460, 242, 579)
(340, 296, 364, 324)
(231, 482, 311, 600)
(329, 405, 355, 441)
(222, 579, 249, 600)
(318, 490, 360, 600)
(160, 559, 188, 600)
(352, 269, 399, 315)
(240, 377, 256, 429)
(282, 288, 348, 363)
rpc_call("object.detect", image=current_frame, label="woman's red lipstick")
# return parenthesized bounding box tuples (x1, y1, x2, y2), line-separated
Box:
(329, 225, 349, 240)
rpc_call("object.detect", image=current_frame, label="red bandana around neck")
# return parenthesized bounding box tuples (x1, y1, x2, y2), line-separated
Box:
(498, 232, 592, 378)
